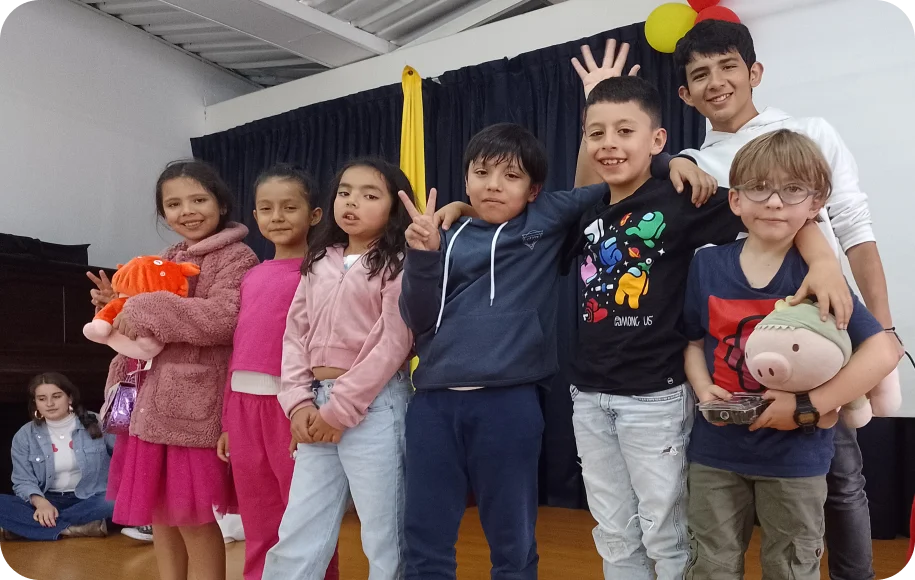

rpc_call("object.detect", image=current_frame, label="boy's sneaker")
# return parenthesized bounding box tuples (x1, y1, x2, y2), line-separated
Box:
(121, 525, 153, 542)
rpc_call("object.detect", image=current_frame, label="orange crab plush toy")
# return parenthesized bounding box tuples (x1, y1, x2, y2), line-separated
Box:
(83, 256, 200, 359)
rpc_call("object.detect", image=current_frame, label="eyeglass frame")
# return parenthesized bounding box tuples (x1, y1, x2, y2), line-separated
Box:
(732, 180, 818, 206)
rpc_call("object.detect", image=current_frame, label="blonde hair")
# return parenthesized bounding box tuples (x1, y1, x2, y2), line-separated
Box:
(729, 129, 832, 204)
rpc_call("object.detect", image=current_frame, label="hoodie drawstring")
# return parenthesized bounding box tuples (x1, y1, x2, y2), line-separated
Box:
(490, 222, 508, 305)
(435, 219, 472, 333)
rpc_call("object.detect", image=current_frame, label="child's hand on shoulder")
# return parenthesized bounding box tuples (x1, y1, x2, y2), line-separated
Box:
(308, 413, 343, 444)
(290, 405, 318, 445)
(749, 390, 798, 432)
(669, 157, 718, 206)
(790, 260, 853, 330)
(435, 201, 477, 231)
(400, 188, 441, 252)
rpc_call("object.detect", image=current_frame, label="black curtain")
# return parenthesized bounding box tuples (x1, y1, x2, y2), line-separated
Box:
(191, 85, 404, 259)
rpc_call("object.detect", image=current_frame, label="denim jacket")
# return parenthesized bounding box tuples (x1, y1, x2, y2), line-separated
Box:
(10, 414, 115, 503)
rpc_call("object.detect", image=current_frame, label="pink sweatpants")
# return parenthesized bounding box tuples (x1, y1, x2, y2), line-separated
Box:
(226, 391, 339, 580)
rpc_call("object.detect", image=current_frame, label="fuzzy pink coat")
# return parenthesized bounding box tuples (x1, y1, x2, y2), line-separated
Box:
(105, 223, 258, 448)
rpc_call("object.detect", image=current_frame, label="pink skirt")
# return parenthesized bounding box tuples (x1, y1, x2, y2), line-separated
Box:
(107, 434, 235, 527)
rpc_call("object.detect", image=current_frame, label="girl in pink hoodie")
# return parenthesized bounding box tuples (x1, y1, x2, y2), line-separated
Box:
(103, 160, 258, 580)
(263, 158, 416, 579)
(216, 164, 339, 580)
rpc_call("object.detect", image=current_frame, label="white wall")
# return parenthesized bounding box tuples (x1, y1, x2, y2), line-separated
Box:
(0, 0, 256, 267)
(743, 0, 915, 415)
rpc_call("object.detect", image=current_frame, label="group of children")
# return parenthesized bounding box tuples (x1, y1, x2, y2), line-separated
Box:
(88, 19, 901, 580)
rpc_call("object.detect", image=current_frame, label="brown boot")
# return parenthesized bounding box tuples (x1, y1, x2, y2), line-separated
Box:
(60, 520, 108, 538)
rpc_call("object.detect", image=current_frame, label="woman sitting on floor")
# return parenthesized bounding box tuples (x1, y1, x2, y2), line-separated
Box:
(0, 372, 114, 541)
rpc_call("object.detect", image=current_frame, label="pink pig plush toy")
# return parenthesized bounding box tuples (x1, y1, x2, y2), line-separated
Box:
(744, 298, 901, 428)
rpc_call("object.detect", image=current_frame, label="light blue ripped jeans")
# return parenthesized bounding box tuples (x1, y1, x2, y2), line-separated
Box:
(264, 372, 412, 580)
(571, 383, 694, 580)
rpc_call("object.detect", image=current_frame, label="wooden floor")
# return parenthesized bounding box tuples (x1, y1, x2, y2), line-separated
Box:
(2, 507, 910, 579)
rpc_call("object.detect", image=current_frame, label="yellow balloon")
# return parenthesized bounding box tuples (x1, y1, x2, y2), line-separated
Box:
(645, 3, 698, 54)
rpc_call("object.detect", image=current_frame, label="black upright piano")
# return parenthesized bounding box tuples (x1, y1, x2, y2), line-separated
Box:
(0, 234, 115, 494)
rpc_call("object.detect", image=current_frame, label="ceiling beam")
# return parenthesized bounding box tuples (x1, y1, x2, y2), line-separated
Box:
(227, 58, 318, 69)
(181, 38, 267, 51)
(401, 0, 532, 48)
(250, 0, 395, 55)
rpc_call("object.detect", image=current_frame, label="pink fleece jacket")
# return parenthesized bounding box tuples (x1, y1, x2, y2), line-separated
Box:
(105, 223, 259, 448)
(278, 246, 413, 430)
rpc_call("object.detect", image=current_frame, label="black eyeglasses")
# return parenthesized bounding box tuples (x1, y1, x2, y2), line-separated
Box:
(733, 180, 816, 205)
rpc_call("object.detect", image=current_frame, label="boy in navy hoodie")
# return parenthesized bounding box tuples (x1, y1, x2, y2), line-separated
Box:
(398, 123, 607, 580)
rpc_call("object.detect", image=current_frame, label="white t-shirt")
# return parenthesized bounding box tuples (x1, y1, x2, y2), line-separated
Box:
(680, 107, 876, 256)
(45, 414, 81, 493)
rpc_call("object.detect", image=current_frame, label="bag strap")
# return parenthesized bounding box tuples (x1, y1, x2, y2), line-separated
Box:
(124, 358, 150, 387)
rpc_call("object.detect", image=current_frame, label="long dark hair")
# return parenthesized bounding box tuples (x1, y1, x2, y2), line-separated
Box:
(28, 373, 102, 439)
(302, 157, 414, 281)
(155, 160, 235, 233)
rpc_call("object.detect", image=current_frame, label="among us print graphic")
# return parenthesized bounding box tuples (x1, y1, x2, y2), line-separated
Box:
(581, 210, 666, 327)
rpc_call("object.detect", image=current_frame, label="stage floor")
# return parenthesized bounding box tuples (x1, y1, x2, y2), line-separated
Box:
(2, 507, 909, 579)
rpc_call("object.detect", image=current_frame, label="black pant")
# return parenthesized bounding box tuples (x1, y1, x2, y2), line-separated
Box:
(404, 386, 544, 580)
(825, 420, 874, 580)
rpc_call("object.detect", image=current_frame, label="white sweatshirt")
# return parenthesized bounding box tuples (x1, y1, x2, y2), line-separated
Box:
(680, 108, 876, 255)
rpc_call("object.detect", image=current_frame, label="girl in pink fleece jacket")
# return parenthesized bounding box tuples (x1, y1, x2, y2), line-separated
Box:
(263, 158, 416, 579)
(216, 164, 338, 580)
(103, 160, 258, 580)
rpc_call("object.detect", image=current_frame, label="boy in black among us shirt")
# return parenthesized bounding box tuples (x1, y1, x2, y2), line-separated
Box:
(564, 76, 845, 580)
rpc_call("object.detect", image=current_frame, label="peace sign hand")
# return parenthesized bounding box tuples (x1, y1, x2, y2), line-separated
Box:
(86, 270, 116, 310)
(399, 188, 441, 252)
(571, 38, 641, 99)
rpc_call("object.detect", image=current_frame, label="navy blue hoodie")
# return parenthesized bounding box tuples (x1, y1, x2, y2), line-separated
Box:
(399, 183, 608, 390)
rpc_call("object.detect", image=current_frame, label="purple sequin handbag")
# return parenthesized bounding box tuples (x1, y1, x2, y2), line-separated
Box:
(101, 362, 144, 435)
(102, 381, 137, 435)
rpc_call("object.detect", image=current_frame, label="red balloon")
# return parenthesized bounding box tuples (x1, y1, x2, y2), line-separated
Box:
(688, 0, 720, 11)
(695, 6, 740, 24)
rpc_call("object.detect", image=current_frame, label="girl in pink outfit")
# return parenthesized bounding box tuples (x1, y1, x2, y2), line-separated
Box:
(104, 160, 258, 580)
(216, 164, 339, 580)
(263, 158, 416, 579)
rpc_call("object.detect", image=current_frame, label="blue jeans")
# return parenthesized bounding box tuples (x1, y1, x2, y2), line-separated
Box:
(825, 420, 874, 580)
(571, 384, 694, 580)
(404, 386, 543, 580)
(264, 373, 411, 580)
(0, 492, 113, 541)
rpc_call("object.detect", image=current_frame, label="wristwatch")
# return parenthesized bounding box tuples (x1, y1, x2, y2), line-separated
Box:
(794, 393, 819, 434)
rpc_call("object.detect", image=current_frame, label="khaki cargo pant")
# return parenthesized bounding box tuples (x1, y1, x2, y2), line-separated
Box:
(685, 463, 827, 580)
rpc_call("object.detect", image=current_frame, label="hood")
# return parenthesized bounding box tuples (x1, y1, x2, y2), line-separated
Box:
(702, 107, 792, 148)
(168, 222, 250, 258)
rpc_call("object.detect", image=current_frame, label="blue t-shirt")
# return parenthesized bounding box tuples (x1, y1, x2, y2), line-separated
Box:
(682, 240, 883, 478)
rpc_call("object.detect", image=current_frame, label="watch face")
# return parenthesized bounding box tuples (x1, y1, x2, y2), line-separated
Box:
(797, 411, 816, 424)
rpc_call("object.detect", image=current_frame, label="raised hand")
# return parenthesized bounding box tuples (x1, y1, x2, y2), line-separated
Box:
(86, 270, 115, 310)
(571, 38, 641, 99)
(399, 188, 441, 252)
